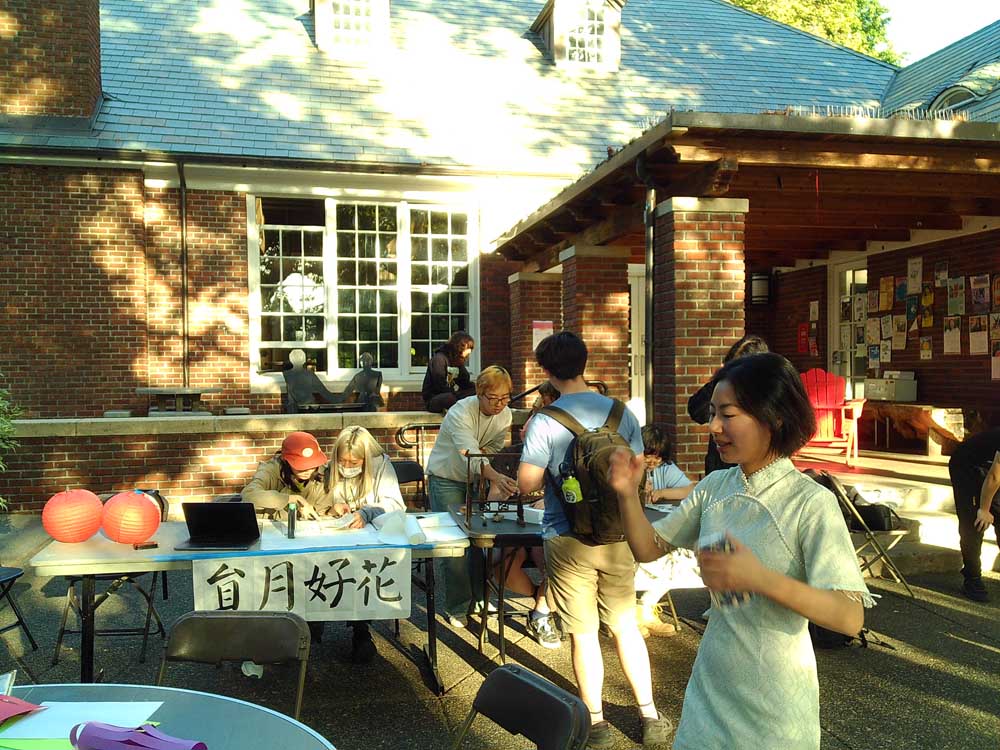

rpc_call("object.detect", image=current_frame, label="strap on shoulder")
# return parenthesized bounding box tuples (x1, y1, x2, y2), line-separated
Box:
(539, 405, 586, 436)
(603, 399, 626, 432)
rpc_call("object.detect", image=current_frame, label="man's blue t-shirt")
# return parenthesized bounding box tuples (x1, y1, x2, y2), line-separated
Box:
(650, 462, 691, 491)
(521, 391, 643, 537)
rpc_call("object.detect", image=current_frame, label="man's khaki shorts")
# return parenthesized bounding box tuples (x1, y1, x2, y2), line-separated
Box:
(544, 534, 637, 635)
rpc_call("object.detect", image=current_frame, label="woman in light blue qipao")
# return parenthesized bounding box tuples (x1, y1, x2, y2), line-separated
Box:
(611, 353, 872, 750)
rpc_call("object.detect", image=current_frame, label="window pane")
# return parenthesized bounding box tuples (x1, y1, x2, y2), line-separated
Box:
(283, 316, 304, 342)
(338, 316, 357, 341)
(452, 214, 467, 235)
(260, 256, 279, 284)
(378, 206, 396, 232)
(431, 211, 448, 234)
(338, 344, 356, 368)
(412, 314, 429, 340)
(337, 232, 355, 258)
(337, 204, 355, 229)
(431, 293, 449, 313)
(359, 234, 376, 258)
(262, 286, 281, 313)
(379, 317, 396, 341)
(302, 259, 323, 280)
(451, 292, 468, 313)
(432, 265, 449, 285)
(379, 344, 398, 368)
(283, 232, 302, 255)
(412, 237, 427, 261)
(379, 290, 397, 314)
(380, 235, 396, 258)
(412, 264, 429, 285)
(304, 316, 324, 339)
(411, 209, 428, 235)
(378, 262, 396, 285)
(358, 316, 377, 341)
(453, 265, 469, 286)
(358, 262, 376, 286)
(412, 347, 429, 368)
(263, 230, 280, 257)
(432, 238, 449, 261)
(339, 289, 355, 313)
(431, 316, 450, 339)
(358, 205, 376, 230)
(451, 315, 467, 334)
(261, 316, 281, 340)
(338, 261, 357, 285)
(452, 238, 467, 261)
(359, 288, 376, 314)
(281, 257, 303, 277)
(411, 292, 429, 313)
(303, 231, 323, 256)
(359, 342, 377, 363)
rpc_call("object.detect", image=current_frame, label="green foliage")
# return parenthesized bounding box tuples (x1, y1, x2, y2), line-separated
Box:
(727, 0, 901, 65)
(0, 378, 20, 512)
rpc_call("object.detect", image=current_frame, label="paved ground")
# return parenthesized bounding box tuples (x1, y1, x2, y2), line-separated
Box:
(2, 514, 999, 750)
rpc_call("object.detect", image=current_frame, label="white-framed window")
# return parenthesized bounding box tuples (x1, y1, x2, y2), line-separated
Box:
(247, 196, 478, 387)
(313, 0, 389, 59)
(566, 2, 606, 64)
(532, 0, 622, 72)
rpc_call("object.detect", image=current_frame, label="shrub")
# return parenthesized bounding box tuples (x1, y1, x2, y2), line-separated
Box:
(0, 377, 19, 511)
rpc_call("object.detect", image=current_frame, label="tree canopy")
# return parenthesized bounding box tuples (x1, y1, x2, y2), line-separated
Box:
(727, 0, 901, 65)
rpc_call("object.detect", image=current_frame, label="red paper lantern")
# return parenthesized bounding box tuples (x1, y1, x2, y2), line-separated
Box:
(42, 489, 105, 543)
(102, 490, 161, 545)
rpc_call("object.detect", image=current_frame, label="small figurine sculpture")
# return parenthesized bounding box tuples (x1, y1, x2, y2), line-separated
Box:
(282, 349, 343, 413)
(341, 352, 384, 412)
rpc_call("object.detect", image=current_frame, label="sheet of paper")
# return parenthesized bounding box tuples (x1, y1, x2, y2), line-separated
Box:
(0, 702, 161, 740)
(0, 739, 73, 750)
(645, 504, 676, 514)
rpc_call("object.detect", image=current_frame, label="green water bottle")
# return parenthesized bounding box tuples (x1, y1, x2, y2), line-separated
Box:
(561, 475, 583, 504)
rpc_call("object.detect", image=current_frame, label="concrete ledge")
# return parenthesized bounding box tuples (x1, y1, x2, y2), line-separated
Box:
(655, 197, 750, 216)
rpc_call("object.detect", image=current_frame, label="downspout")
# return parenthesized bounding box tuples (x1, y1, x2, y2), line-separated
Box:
(178, 160, 190, 387)
(643, 187, 655, 422)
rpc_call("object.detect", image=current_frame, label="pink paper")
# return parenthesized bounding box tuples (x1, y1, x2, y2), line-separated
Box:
(70, 722, 206, 750)
(0, 695, 44, 724)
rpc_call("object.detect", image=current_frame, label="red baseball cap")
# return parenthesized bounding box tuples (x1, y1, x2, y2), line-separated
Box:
(280, 432, 328, 471)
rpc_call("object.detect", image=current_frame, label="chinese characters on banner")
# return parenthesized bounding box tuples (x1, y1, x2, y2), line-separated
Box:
(193, 548, 411, 621)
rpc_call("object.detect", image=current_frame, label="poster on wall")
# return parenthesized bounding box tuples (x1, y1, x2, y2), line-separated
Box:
(868, 289, 879, 314)
(880, 314, 893, 340)
(990, 312, 1000, 342)
(840, 296, 852, 323)
(866, 318, 881, 345)
(947, 277, 966, 316)
(808, 322, 818, 356)
(934, 261, 948, 288)
(532, 320, 554, 350)
(943, 316, 961, 354)
(905, 296, 918, 322)
(906, 256, 923, 295)
(809, 300, 819, 322)
(920, 282, 934, 328)
(993, 274, 1000, 310)
(993, 341, 1000, 381)
(797, 323, 809, 353)
(892, 315, 907, 350)
(853, 293, 866, 323)
(895, 277, 907, 303)
(839, 324, 852, 352)
(880, 339, 891, 364)
(855, 324, 866, 355)
(970, 315, 989, 355)
(920, 336, 932, 360)
(868, 345, 881, 370)
(879, 277, 894, 311)
(970, 274, 990, 313)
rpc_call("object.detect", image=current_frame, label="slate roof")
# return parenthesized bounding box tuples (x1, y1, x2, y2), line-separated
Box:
(0, 0, 897, 174)
(881, 19, 1000, 119)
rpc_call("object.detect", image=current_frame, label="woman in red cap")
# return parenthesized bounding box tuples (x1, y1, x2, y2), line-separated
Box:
(242, 431, 334, 519)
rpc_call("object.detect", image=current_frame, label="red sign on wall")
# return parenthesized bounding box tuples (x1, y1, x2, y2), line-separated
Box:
(797, 323, 810, 353)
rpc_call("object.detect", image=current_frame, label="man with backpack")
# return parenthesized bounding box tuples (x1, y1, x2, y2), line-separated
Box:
(518, 331, 672, 750)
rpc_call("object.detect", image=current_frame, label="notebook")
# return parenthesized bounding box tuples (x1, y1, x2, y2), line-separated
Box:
(174, 502, 261, 551)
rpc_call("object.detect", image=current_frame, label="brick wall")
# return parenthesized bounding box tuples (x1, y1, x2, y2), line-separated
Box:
(0, 0, 101, 118)
(769, 266, 828, 372)
(509, 274, 562, 397)
(0, 166, 148, 418)
(652, 201, 746, 477)
(867, 229, 1000, 414)
(562, 253, 630, 399)
(478, 253, 519, 371)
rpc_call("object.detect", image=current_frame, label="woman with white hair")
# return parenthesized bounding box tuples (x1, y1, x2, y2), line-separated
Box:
(329, 425, 406, 529)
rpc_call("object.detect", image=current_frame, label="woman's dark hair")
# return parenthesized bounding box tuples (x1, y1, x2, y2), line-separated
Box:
(723, 334, 769, 364)
(711, 352, 815, 457)
(641, 423, 674, 462)
(535, 331, 587, 380)
(442, 331, 475, 365)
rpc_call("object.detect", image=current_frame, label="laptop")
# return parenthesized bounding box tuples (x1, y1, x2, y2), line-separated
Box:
(174, 502, 261, 551)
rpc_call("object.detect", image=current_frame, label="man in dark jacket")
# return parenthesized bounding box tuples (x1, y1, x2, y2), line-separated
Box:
(949, 427, 1000, 602)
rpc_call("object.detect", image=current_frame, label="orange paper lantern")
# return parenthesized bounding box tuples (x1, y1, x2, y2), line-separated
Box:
(42, 489, 105, 543)
(102, 490, 161, 545)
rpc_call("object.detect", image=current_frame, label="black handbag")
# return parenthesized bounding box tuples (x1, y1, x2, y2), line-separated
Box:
(851, 503, 899, 532)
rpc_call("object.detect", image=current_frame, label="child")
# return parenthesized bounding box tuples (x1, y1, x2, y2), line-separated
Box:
(633, 424, 697, 637)
(611, 353, 870, 749)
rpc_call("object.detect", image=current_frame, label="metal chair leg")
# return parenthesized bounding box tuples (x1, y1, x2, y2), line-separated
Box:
(52, 582, 76, 665)
(451, 708, 479, 750)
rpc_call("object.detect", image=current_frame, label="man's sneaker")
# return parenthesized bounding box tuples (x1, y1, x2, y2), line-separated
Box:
(527, 613, 561, 650)
(445, 613, 466, 629)
(350, 624, 377, 664)
(641, 712, 674, 749)
(585, 720, 614, 750)
(961, 576, 989, 602)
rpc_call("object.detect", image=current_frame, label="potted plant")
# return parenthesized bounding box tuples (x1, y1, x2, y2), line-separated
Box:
(0, 376, 19, 519)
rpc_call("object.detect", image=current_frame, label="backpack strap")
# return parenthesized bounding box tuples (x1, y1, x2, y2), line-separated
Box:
(603, 399, 626, 432)
(539, 405, 586, 436)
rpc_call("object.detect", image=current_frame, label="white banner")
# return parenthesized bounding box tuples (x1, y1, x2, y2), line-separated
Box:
(192, 547, 411, 621)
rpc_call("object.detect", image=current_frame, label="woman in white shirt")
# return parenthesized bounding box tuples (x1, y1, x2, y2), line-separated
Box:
(329, 426, 406, 529)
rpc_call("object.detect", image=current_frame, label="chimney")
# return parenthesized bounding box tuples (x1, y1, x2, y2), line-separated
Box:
(0, 0, 102, 119)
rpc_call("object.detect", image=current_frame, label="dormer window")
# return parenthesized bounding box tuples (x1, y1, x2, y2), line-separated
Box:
(929, 86, 977, 115)
(311, 0, 388, 60)
(532, 0, 623, 72)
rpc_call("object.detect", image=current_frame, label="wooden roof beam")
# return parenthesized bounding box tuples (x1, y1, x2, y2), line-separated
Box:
(748, 210, 964, 231)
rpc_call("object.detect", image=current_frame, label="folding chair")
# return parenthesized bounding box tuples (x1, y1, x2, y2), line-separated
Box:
(392, 459, 427, 511)
(814, 471, 914, 598)
(452, 664, 590, 750)
(157, 610, 311, 720)
(0, 567, 38, 652)
(53, 490, 169, 665)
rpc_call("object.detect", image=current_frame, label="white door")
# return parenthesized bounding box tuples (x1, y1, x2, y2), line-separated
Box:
(828, 259, 868, 400)
(627, 264, 646, 425)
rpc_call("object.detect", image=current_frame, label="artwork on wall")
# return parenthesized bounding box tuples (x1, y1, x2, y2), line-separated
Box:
(920, 336, 932, 361)
(866, 318, 881, 345)
(895, 276, 907, 303)
(880, 339, 891, 364)
(868, 289, 879, 315)
(920, 282, 934, 328)
(993, 341, 1000, 382)
(809, 300, 819, 321)
(990, 312, 1000, 342)
(935, 261, 948, 288)
(970, 274, 990, 314)
(906, 256, 922, 295)
(947, 277, 966, 316)
(880, 314, 892, 340)
(853, 293, 866, 323)
(970, 315, 989, 355)
(879, 277, 894, 311)
(892, 315, 907, 350)
(993, 274, 1000, 310)
(943, 316, 961, 354)
(840, 296, 851, 322)
(868, 344, 880, 370)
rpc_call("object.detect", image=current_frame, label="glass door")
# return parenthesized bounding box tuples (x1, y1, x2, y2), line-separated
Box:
(830, 261, 868, 399)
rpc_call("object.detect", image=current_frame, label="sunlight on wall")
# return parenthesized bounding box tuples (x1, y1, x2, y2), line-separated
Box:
(0, 12, 17, 39)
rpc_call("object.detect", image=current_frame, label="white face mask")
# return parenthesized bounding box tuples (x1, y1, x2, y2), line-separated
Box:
(338, 464, 362, 478)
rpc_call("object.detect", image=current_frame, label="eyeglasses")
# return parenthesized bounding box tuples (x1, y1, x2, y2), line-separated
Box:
(482, 393, 511, 406)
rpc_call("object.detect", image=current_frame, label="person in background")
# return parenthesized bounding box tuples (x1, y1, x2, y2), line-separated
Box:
(633, 423, 695, 638)
(518, 332, 671, 750)
(422, 331, 476, 413)
(327, 425, 407, 662)
(520, 381, 560, 443)
(687, 335, 769, 476)
(948, 426, 1000, 602)
(242, 431, 331, 519)
(426, 365, 516, 627)
(612, 352, 869, 750)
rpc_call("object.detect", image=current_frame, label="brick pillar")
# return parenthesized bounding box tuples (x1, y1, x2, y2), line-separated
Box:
(560, 245, 631, 400)
(509, 272, 563, 397)
(1, 0, 102, 118)
(653, 198, 748, 477)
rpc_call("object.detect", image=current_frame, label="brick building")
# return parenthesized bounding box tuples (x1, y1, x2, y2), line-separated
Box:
(1, 1, 999, 507)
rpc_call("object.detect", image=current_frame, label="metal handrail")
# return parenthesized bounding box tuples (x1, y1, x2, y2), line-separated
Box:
(396, 421, 441, 448)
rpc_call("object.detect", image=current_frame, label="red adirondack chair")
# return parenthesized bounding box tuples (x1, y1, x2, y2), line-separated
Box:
(800, 368, 866, 465)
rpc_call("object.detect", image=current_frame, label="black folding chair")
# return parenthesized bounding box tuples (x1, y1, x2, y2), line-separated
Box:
(452, 664, 590, 750)
(0, 567, 38, 652)
(392, 459, 427, 511)
(157, 610, 311, 720)
(53, 490, 169, 665)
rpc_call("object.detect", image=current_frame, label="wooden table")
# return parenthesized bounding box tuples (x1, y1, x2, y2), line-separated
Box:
(136, 387, 222, 414)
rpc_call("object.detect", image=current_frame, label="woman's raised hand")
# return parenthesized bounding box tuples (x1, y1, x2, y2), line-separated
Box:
(608, 448, 645, 502)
